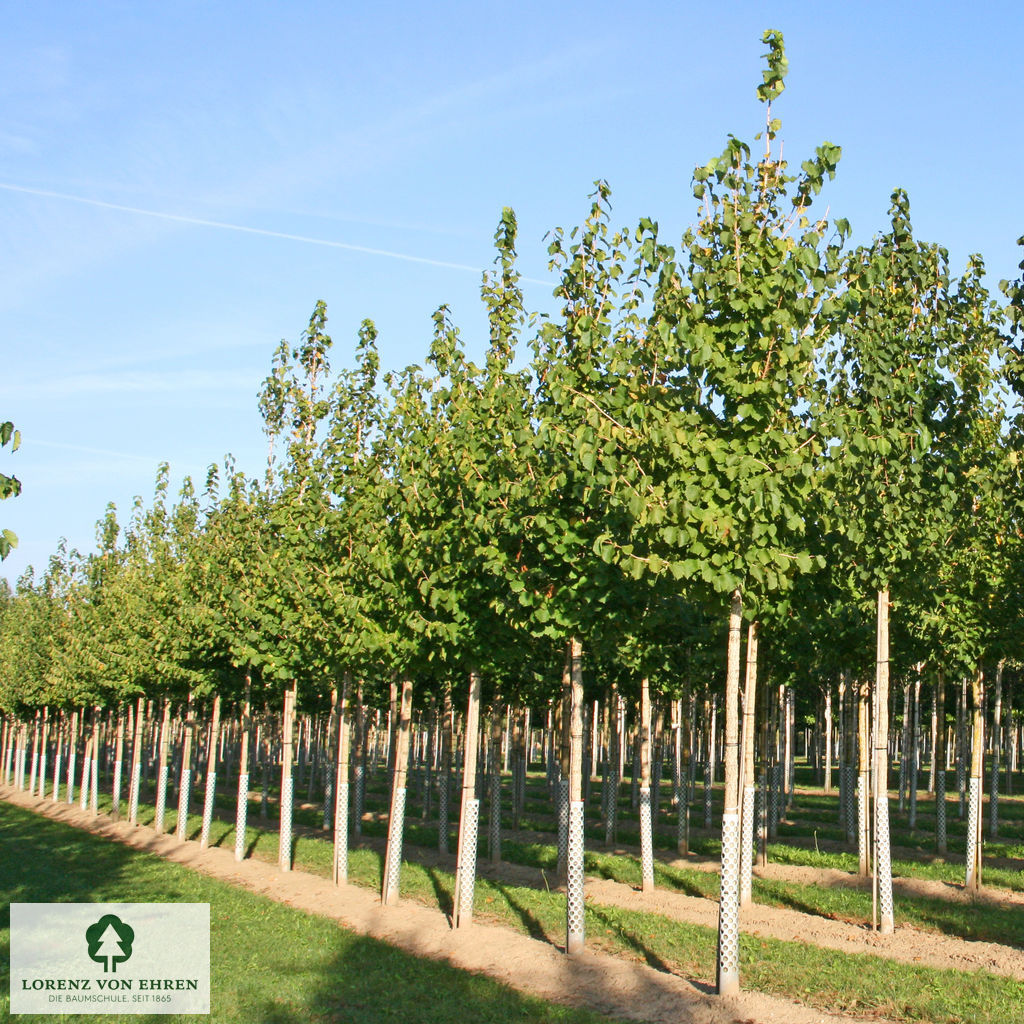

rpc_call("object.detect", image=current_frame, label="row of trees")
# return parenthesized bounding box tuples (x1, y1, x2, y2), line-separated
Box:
(3, 31, 1024, 996)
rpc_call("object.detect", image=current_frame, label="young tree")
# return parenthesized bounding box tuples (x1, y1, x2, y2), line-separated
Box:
(645, 30, 846, 992)
(820, 192, 985, 931)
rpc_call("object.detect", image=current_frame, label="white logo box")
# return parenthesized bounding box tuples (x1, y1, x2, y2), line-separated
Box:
(10, 903, 210, 1015)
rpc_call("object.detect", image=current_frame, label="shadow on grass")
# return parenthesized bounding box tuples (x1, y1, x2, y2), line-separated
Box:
(501, 840, 557, 871)
(208, 820, 233, 849)
(586, 904, 673, 975)
(487, 880, 550, 943)
(651, 867, 711, 900)
(755, 882, 839, 921)
(246, 828, 268, 858)
(583, 855, 639, 888)
(425, 865, 454, 923)
(908, 896, 1024, 950)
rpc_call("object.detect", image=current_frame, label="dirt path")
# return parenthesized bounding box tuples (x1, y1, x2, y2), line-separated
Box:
(583, 876, 1024, 982)
(1, 785, 892, 1024)
(520, 826, 1024, 908)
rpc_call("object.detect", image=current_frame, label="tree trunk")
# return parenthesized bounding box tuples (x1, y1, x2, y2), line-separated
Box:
(382, 677, 413, 906)
(928, 683, 938, 795)
(176, 695, 197, 842)
(13, 721, 25, 789)
(898, 680, 911, 812)
(545, 706, 555, 794)
(51, 711, 64, 801)
(438, 684, 453, 854)
(420, 703, 434, 822)
(716, 589, 743, 996)
(965, 668, 985, 891)
(651, 701, 664, 820)
(89, 709, 100, 815)
(565, 636, 586, 955)
(307, 713, 321, 806)
(841, 672, 855, 843)
(323, 688, 339, 831)
(600, 695, 611, 828)
(768, 688, 781, 838)
(153, 700, 171, 832)
(387, 680, 398, 786)
(605, 683, 621, 844)
(200, 695, 222, 849)
(18, 720, 28, 790)
(279, 681, 297, 872)
(1, 717, 10, 786)
(758, 672, 771, 867)
(908, 675, 921, 831)
(353, 686, 367, 835)
(454, 671, 481, 927)
(784, 687, 794, 812)
(957, 678, 968, 818)
(740, 620, 759, 909)
(511, 706, 525, 829)
(76, 712, 90, 810)
(333, 675, 352, 884)
(824, 683, 833, 795)
(703, 697, 714, 828)
(857, 678, 871, 877)
(110, 708, 124, 821)
(935, 671, 947, 854)
(989, 659, 1003, 839)
(28, 711, 40, 797)
(1006, 687, 1015, 796)
(0, 717, 10, 786)
(259, 719, 270, 821)
(36, 708, 50, 800)
(78, 709, 92, 811)
(519, 708, 530, 817)
(639, 676, 654, 894)
(5, 718, 16, 787)
(488, 703, 503, 865)
(631, 719, 641, 812)
(557, 650, 571, 881)
(235, 677, 252, 862)
(672, 696, 688, 855)
(65, 710, 79, 804)
(873, 589, 895, 934)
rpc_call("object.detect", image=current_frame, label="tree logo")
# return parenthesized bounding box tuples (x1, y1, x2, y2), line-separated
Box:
(85, 914, 135, 973)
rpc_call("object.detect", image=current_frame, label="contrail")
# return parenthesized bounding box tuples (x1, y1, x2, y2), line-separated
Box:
(25, 438, 161, 465)
(0, 181, 553, 286)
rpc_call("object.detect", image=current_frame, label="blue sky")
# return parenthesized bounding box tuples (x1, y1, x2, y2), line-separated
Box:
(2, 1, 1022, 585)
